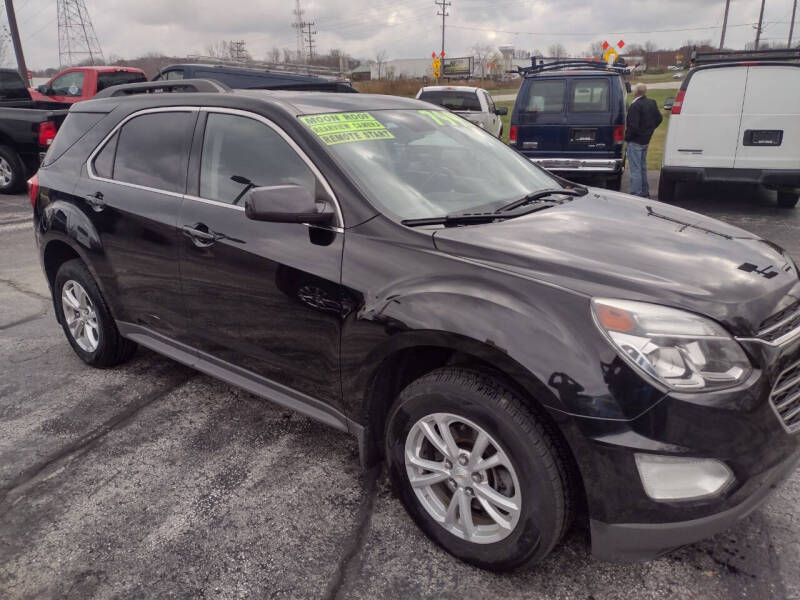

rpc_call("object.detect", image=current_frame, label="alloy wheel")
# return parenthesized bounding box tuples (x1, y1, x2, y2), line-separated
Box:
(61, 280, 100, 352)
(404, 412, 522, 544)
(0, 157, 12, 187)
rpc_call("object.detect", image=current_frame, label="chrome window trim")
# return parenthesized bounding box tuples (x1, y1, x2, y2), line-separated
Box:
(85, 105, 345, 230)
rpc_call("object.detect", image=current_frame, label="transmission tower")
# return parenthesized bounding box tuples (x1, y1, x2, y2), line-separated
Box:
(304, 22, 317, 61)
(57, 0, 104, 68)
(292, 0, 306, 62)
(229, 40, 247, 61)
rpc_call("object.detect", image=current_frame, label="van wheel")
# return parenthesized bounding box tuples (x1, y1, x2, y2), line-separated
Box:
(54, 259, 137, 368)
(606, 174, 622, 191)
(385, 367, 572, 571)
(658, 173, 676, 203)
(777, 191, 798, 209)
(0, 145, 26, 194)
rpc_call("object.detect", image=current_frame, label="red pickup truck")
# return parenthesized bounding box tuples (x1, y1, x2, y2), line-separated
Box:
(29, 66, 146, 106)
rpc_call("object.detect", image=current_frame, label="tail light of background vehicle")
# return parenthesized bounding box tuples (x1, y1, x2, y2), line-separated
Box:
(38, 121, 57, 147)
(28, 173, 39, 208)
(613, 125, 625, 143)
(671, 90, 686, 115)
(509, 125, 518, 144)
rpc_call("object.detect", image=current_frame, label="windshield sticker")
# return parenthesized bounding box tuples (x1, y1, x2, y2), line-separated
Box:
(417, 110, 469, 127)
(299, 112, 395, 145)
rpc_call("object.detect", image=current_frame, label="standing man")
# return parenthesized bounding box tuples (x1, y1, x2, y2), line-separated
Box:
(625, 83, 663, 198)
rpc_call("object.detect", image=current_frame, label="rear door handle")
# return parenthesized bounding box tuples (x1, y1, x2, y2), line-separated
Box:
(85, 192, 105, 212)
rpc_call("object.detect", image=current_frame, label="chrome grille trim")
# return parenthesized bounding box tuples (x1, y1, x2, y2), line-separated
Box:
(757, 301, 800, 346)
(770, 360, 800, 433)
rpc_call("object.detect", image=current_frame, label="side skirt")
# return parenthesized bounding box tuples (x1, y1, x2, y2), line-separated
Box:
(117, 321, 364, 439)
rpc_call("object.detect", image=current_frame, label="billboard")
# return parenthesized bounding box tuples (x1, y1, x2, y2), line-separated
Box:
(442, 56, 472, 77)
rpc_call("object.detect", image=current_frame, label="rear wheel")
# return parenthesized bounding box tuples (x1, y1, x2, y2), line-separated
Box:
(54, 259, 137, 367)
(0, 145, 26, 194)
(777, 191, 798, 209)
(658, 172, 676, 203)
(385, 367, 572, 571)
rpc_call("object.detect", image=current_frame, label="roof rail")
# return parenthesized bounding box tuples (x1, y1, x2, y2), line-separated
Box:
(184, 55, 345, 78)
(510, 57, 628, 76)
(694, 48, 800, 66)
(94, 79, 232, 99)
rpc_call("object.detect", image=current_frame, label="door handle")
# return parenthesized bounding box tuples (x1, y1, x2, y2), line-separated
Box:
(181, 224, 221, 245)
(85, 192, 105, 212)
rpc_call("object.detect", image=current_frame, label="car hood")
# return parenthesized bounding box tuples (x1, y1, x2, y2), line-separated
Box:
(432, 190, 800, 336)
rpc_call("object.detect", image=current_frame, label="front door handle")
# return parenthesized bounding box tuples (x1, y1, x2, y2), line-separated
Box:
(85, 192, 105, 212)
(181, 224, 221, 246)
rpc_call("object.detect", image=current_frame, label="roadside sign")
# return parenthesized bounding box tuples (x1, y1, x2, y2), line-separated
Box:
(442, 56, 472, 77)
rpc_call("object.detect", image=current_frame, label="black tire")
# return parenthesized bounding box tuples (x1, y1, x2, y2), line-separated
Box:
(606, 174, 622, 191)
(54, 258, 137, 368)
(658, 172, 676, 203)
(0, 145, 27, 194)
(385, 367, 572, 571)
(777, 191, 798, 209)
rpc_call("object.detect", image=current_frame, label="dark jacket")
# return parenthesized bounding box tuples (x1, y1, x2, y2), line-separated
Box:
(625, 96, 663, 145)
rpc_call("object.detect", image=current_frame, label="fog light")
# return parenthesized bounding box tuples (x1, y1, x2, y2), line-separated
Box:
(634, 454, 733, 501)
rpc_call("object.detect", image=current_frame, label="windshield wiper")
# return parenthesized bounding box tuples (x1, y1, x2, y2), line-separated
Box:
(402, 204, 555, 228)
(495, 187, 588, 214)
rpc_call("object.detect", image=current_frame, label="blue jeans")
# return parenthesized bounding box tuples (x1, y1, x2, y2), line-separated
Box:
(627, 142, 649, 197)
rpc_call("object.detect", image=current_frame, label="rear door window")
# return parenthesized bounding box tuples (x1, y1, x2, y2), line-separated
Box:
(97, 71, 146, 92)
(110, 111, 195, 193)
(522, 80, 565, 113)
(418, 91, 481, 111)
(570, 78, 609, 112)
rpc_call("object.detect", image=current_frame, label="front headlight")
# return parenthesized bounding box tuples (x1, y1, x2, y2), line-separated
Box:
(592, 298, 751, 391)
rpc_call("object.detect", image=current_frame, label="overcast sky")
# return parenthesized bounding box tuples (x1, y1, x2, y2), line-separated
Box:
(5, 0, 799, 69)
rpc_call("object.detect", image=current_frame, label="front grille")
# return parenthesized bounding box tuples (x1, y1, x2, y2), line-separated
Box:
(758, 301, 800, 344)
(770, 360, 800, 433)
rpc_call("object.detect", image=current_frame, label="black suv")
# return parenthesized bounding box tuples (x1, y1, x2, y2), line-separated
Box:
(33, 80, 800, 571)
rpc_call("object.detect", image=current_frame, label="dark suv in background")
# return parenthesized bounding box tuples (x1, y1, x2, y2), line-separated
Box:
(32, 79, 800, 571)
(509, 60, 629, 190)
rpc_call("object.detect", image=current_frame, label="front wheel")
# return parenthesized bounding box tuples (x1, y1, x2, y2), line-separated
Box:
(385, 368, 572, 571)
(777, 191, 798, 208)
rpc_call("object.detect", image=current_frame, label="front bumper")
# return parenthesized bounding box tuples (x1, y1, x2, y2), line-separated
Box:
(528, 157, 623, 174)
(590, 448, 800, 562)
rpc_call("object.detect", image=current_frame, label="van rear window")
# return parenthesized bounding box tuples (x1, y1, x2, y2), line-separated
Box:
(570, 78, 609, 112)
(522, 80, 565, 113)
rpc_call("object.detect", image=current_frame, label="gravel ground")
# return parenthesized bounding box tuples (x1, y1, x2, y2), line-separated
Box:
(1, 177, 798, 599)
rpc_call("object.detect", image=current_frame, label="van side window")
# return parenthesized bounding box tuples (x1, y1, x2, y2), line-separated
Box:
(524, 80, 565, 113)
(570, 79, 609, 112)
(111, 112, 195, 193)
(200, 113, 317, 205)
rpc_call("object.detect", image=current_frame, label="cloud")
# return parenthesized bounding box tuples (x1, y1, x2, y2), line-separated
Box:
(5, 0, 797, 69)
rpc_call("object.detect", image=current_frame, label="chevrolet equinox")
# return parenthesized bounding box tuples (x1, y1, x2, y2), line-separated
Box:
(31, 80, 800, 571)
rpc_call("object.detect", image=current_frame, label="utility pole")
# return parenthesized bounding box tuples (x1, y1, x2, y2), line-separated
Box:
(434, 0, 451, 58)
(754, 0, 766, 49)
(790, 0, 797, 47)
(4, 0, 28, 83)
(304, 22, 317, 61)
(719, 0, 731, 50)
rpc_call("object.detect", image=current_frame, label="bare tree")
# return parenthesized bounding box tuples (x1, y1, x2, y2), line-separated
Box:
(548, 43, 567, 59)
(206, 41, 231, 59)
(587, 40, 605, 58)
(282, 48, 296, 63)
(471, 43, 493, 80)
(375, 49, 388, 79)
(267, 47, 281, 63)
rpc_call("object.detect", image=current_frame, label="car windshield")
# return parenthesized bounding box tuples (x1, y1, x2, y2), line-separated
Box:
(299, 109, 559, 221)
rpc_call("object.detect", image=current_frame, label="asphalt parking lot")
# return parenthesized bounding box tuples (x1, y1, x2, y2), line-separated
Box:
(2, 176, 799, 600)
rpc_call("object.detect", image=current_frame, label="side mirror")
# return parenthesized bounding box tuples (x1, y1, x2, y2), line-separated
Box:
(37, 84, 51, 95)
(495, 106, 508, 115)
(625, 82, 632, 93)
(244, 184, 334, 226)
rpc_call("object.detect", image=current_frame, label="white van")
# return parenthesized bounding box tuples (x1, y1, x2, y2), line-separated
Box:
(659, 50, 800, 208)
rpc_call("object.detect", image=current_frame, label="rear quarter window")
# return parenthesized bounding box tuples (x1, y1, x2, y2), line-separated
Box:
(42, 112, 106, 167)
(521, 80, 565, 113)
